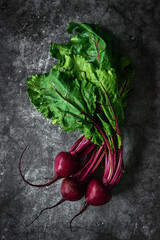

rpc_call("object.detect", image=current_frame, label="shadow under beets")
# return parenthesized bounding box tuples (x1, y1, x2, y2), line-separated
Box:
(110, 37, 158, 195)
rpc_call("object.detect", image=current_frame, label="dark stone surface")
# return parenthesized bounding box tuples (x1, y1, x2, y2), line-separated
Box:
(0, 0, 160, 239)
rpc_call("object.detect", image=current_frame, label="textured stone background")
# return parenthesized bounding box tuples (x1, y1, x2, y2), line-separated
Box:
(0, 0, 160, 239)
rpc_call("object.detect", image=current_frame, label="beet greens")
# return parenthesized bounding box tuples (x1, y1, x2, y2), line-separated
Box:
(19, 21, 133, 230)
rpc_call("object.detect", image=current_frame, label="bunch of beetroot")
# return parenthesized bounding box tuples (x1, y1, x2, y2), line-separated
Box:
(19, 135, 114, 230)
(19, 22, 133, 230)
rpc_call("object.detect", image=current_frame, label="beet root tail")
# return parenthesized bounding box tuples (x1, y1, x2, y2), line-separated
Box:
(19, 145, 59, 187)
(70, 202, 89, 231)
(26, 198, 66, 226)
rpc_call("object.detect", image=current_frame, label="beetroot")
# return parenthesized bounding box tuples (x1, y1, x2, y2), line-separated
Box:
(70, 178, 112, 230)
(27, 177, 84, 226)
(54, 152, 79, 178)
(86, 178, 112, 206)
(19, 146, 79, 188)
(61, 177, 84, 201)
(21, 21, 133, 231)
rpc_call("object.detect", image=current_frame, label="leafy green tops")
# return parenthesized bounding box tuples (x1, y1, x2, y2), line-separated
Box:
(26, 22, 133, 147)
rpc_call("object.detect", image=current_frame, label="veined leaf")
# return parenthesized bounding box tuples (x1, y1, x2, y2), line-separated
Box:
(26, 69, 107, 145)
(50, 22, 112, 71)
(51, 51, 125, 132)
(26, 22, 133, 148)
(67, 22, 112, 71)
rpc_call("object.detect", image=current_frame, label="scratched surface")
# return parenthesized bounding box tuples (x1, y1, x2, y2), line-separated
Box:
(0, 0, 160, 239)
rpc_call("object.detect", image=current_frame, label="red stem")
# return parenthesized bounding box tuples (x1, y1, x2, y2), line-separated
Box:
(81, 143, 96, 158)
(89, 150, 105, 176)
(103, 152, 111, 184)
(100, 82, 125, 187)
(107, 136, 117, 183)
(102, 153, 108, 181)
(73, 149, 96, 179)
(71, 139, 91, 156)
(112, 167, 124, 188)
(94, 35, 100, 64)
(111, 136, 117, 171)
(110, 147, 123, 186)
(68, 135, 85, 152)
(79, 146, 104, 182)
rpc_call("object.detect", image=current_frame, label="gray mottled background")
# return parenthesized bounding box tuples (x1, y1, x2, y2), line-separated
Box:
(0, 0, 160, 239)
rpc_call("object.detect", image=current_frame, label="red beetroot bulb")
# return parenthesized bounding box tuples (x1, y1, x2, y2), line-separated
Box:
(70, 178, 112, 231)
(19, 146, 79, 188)
(86, 178, 112, 206)
(61, 177, 84, 201)
(54, 152, 79, 178)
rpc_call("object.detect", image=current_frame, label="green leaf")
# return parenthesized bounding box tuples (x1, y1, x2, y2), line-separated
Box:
(26, 74, 55, 120)
(26, 68, 106, 145)
(50, 49, 125, 132)
(50, 43, 72, 64)
(26, 22, 133, 148)
(97, 112, 114, 148)
(50, 22, 112, 71)
(112, 54, 134, 105)
(67, 22, 112, 70)
(79, 123, 104, 146)
(96, 69, 125, 131)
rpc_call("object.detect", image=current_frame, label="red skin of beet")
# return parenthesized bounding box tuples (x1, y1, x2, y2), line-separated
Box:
(19, 148, 80, 188)
(69, 178, 112, 230)
(54, 152, 79, 178)
(61, 177, 84, 201)
(86, 178, 112, 206)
